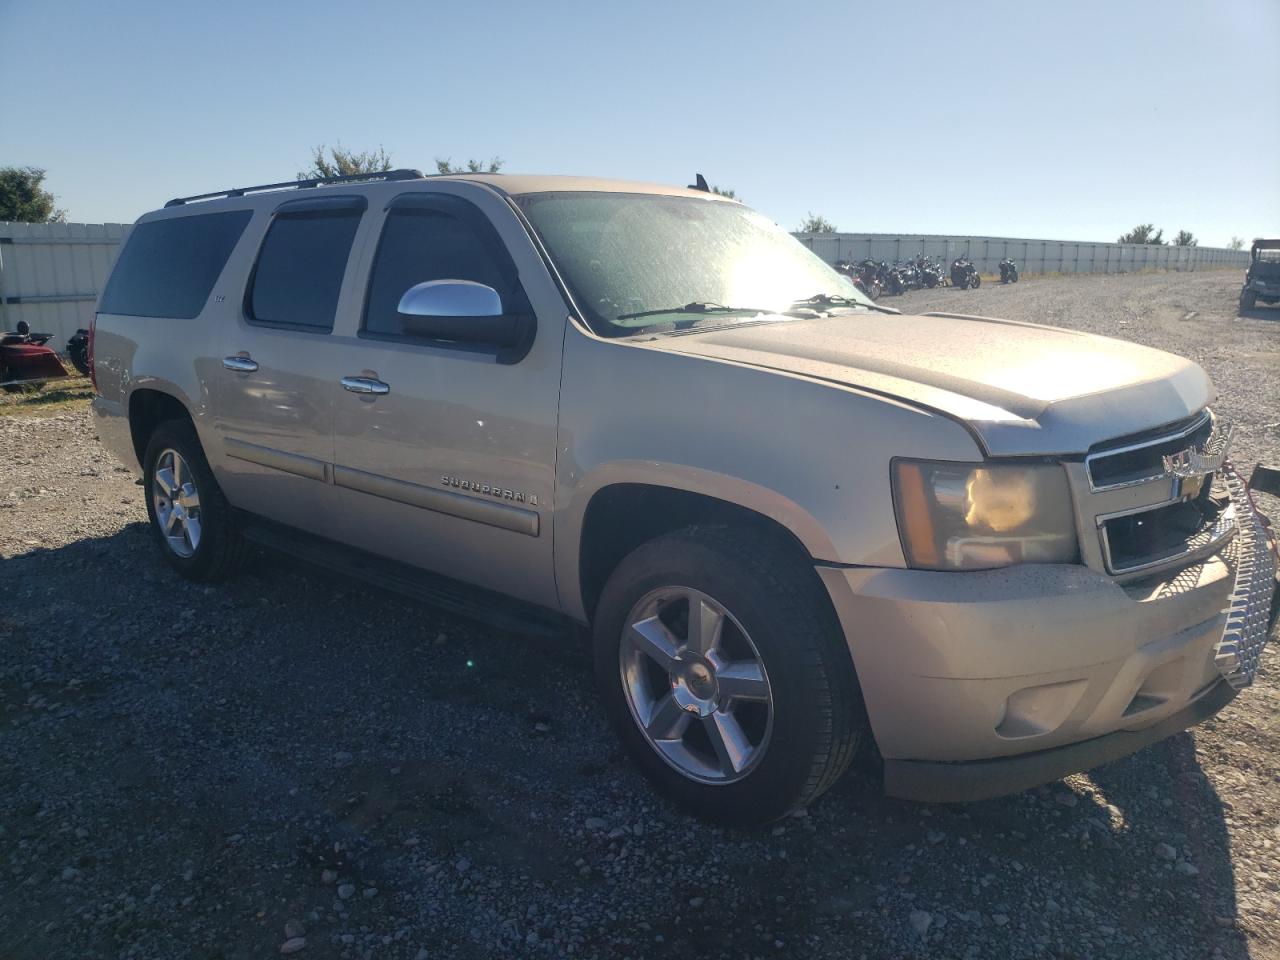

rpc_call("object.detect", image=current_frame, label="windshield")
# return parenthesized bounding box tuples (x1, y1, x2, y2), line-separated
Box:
(515, 192, 870, 336)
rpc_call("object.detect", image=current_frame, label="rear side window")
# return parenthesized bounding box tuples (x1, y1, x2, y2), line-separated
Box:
(363, 194, 526, 339)
(99, 211, 251, 318)
(249, 204, 363, 329)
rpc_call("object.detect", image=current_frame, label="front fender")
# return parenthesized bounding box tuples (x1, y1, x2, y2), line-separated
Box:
(553, 327, 984, 620)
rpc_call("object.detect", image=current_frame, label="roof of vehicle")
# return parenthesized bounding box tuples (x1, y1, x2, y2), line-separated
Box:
(162, 169, 732, 210)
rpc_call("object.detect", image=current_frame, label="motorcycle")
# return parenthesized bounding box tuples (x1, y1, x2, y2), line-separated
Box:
(1, 321, 70, 392)
(950, 257, 981, 290)
(835, 260, 875, 300)
(999, 258, 1019, 284)
(895, 259, 923, 292)
(67, 328, 92, 376)
(916, 256, 944, 289)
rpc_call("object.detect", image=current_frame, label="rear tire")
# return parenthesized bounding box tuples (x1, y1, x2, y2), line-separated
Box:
(1240, 290, 1257, 311)
(592, 527, 865, 825)
(142, 419, 246, 581)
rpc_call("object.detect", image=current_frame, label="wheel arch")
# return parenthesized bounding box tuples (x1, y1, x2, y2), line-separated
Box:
(127, 386, 198, 469)
(563, 467, 840, 625)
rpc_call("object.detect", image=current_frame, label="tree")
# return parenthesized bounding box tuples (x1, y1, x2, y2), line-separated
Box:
(299, 144, 393, 180)
(798, 212, 837, 233)
(1117, 223, 1164, 245)
(0, 166, 66, 222)
(1227, 236, 1244, 251)
(435, 157, 504, 174)
(711, 184, 738, 200)
(1173, 230, 1197, 247)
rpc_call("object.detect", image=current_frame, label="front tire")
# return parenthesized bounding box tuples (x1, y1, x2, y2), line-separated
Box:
(592, 527, 864, 824)
(972, 273, 982, 288)
(143, 419, 245, 581)
(1240, 290, 1257, 311)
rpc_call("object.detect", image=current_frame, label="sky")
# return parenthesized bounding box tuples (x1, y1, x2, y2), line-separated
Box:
(2, 0, 1277, 247)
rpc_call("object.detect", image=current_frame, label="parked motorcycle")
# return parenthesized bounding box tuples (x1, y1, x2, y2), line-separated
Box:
(895, 259, 923, 292)
(950, 257, 981, 290)
(999, 258, 1020, 284)
(916, 256, 944, 289)
(1, 321, 70, 392)
(67, 328, 91, 376)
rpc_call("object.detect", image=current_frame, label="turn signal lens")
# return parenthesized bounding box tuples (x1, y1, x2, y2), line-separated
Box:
(892, 460, 1079, 570)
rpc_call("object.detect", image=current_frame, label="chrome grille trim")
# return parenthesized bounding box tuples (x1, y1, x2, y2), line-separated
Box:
(1097, 499, 1237, 576)
(1084, 411, 1212, 492)
(1216, 462, 1276, 689)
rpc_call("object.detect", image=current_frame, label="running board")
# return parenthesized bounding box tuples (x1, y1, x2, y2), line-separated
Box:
(237, 513, 569, 638)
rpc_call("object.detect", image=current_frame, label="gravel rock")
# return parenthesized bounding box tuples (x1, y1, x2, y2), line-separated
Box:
(337, 884, 356, 900)
(0, 273, 1277, 959)
(909, 909, 933, 938)
(279, 937, 307, 954)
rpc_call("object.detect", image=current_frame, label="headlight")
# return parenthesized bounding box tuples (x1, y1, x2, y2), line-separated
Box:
(892, 460, 1079, 570)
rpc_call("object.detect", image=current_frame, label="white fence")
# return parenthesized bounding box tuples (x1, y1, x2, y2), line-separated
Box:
(0, 221, 130, 347)
(0, 221, 1252, 349)
(796, 232, 1249, 277)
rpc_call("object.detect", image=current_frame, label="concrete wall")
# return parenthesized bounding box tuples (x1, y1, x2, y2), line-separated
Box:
(795, 232, 1249, 277)
(0, 221, 130, 346)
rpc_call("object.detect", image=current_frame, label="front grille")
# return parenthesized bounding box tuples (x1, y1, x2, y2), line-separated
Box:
(1100, 491, 1234, 575)
(1086, 412, 1212, 490)
(1084, 410, 1236, 576)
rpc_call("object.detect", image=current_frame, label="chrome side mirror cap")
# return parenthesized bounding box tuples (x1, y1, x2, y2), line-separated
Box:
(394, 279, 533, 363)
(396, 279, 503, 319)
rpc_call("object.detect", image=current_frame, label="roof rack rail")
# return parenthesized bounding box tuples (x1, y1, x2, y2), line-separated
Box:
(164, 168, 425, 208)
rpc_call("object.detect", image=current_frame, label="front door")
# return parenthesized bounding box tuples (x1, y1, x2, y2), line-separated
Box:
(214, 195, 367, 537)
(327, 186, 563, 609)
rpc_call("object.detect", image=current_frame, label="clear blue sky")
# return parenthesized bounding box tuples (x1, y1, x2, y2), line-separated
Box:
(2, 0, 1277, 247)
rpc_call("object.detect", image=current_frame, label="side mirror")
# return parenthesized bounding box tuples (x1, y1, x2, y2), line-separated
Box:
(396, 280, 532, 354)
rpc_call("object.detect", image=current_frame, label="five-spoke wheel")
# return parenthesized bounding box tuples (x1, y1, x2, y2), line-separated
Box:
(621, 587, 773, 783)
(151, 448, 202, 558)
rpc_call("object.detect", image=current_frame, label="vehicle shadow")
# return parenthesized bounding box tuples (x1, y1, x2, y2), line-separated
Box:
(0, 526, 1257, 960)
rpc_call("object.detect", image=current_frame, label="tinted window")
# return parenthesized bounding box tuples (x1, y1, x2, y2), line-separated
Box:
(249, 210, 362, 329)
(99, 211, 251, 319)
(364, 209, 511, 337)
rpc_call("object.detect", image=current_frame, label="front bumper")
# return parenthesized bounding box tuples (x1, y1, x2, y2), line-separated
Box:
(818, 468, 1277, 802)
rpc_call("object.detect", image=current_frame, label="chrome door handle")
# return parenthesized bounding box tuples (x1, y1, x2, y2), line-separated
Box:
(223, 355, 259, 373)
(341, 376, 390, 396)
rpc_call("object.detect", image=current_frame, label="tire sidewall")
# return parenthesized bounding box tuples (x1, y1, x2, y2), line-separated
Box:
(593, 534, 839, 823)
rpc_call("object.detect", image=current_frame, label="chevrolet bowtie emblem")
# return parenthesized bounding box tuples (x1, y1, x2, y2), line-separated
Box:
(1163, 422, 1233, 478)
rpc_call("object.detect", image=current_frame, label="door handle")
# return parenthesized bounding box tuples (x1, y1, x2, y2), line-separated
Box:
(223, 355, 259, 373)
(341, 376, 390, 396)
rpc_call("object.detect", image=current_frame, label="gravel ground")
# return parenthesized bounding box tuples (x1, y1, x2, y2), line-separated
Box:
(1, 270, 1278, 960)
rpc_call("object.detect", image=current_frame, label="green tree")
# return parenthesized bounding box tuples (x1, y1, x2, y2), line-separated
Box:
(711, 184, 738, 200)
(1173, 230, 1197, 247)
(0, 166, 66, 222)
(1227, 236, 1244, 251)
(435, 157, 504, 174)
(299, 144, 393, 180)
(798, 212, 837, 233)
(1117, 223, 1164, 245)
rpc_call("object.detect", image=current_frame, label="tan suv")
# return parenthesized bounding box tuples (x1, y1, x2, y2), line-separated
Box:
(89, 170, 1278, 823)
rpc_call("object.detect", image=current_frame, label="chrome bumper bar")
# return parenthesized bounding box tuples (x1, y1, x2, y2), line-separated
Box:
(1218, 461, 1279, 689)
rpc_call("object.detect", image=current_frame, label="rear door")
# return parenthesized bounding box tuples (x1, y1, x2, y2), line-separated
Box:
(213, 194, 367, 536)
(326, 185, 563, 608)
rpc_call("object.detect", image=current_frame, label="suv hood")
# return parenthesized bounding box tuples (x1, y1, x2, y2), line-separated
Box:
(651, 312, 1213, 456)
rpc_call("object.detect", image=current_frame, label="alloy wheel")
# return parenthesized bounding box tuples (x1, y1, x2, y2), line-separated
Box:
(619, 586, 774, 784)
(152, 448, 202, 559)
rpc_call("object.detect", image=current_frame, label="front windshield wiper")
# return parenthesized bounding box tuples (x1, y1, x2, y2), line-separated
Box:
(614, 301, 773, 321)
(792, 293, 900, 315)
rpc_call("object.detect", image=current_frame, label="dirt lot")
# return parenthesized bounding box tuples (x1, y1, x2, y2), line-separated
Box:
(1, 270, 1278, 960)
